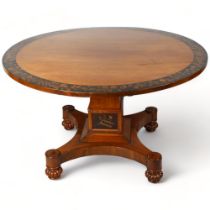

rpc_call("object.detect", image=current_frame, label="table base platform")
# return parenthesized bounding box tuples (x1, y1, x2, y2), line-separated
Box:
(45, 96, 163, 183)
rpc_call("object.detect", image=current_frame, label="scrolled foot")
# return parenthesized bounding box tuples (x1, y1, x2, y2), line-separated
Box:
(144, 106, 158, 132)
(145, 121, 158, 132)
(62, 105, 75, 130)
(62, 119, 74, 130)
(45, 149, 63, 180)
(145, 152, 163, 183)
(45, 166, 63, 179)
(145, 169, 163, 183)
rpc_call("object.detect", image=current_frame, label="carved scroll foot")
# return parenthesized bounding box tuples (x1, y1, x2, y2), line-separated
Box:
(145, 152, 163, 183)
(62, 119, 74, 130)
(145, 170, 163, 183)
(144, 107, 158, 132)
(62, 105, 75, 130)
(145, 121, 158, 132)
(45, 167, 63, 179)
(45, 149, 63, 179)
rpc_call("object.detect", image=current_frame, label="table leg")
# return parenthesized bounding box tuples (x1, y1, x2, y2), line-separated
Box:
(45, 96, 163, 183)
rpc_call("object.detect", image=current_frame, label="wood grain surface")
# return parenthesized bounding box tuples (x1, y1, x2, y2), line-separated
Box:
(3, 28, 207, 96)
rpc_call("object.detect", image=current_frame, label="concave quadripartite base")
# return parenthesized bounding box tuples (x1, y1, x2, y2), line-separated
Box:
(45, 95, 163, 183)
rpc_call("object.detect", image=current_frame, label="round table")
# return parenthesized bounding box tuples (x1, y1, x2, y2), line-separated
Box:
(3, 28, 207, 183)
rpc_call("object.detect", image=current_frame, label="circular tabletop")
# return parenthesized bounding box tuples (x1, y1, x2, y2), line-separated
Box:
(3, 28, 207, 96)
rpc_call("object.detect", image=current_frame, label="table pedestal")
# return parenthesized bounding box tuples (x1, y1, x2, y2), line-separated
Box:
(45, 95, 163, 183)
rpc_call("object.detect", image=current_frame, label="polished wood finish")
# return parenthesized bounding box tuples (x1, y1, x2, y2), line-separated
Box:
(47, 98, 163, 183)
(3, 28, 207, 96)
(2, 28, 208, 183)
(15, 29, 193, 85)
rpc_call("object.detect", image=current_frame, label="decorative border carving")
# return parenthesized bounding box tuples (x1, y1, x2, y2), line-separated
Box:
(2, 28, 208, 96)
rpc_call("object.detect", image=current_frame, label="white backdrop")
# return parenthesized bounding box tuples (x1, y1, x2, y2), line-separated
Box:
(0, 0, 209, 210)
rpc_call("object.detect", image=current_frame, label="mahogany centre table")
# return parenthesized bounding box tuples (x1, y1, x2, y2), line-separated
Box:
(3, 28, 207, 183)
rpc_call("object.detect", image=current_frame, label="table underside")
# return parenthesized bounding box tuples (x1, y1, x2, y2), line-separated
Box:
(45, 95, 163, 183)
